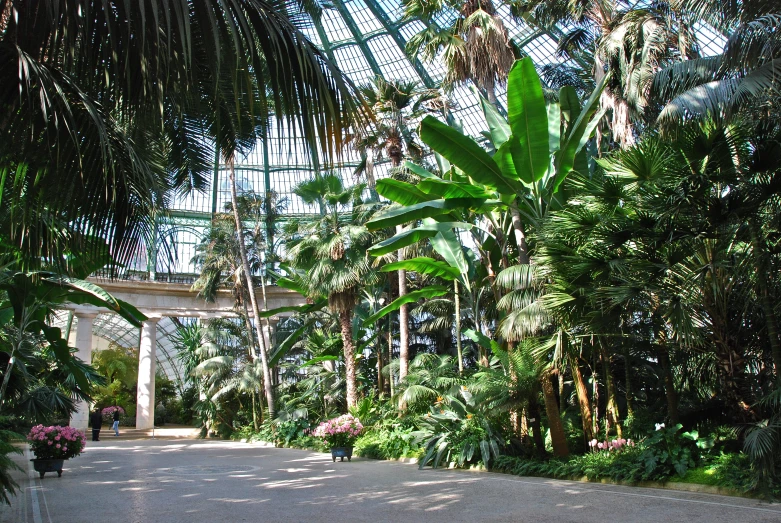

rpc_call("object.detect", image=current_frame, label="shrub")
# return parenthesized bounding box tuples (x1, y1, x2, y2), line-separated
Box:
(354, 425, 423, 460)
(640, 423, 701, 480)
(0, 420, 22, 506)
(416, 387, 503, 469)
(101, 406, 125, 422)
(27, 425, 86, 460)
(276, 418, 314, 447)
(492, 424, 708, 484)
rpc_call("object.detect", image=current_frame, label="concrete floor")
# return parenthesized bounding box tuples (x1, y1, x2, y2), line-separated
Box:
(2, 438, 780, 523)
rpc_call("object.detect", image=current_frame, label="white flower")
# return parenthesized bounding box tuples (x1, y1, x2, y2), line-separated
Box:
(655, 423, 665, 431)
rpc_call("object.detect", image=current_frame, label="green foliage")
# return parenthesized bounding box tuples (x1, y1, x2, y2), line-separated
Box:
(275, 418, 316, 447)
(354, 425, 424, 460)
(417, 386, 504, 469)
(640, 424, 701, 479)
(0, 419, 22, 506)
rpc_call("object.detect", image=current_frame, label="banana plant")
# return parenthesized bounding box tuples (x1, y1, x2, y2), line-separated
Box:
(365, 57, 607, 260)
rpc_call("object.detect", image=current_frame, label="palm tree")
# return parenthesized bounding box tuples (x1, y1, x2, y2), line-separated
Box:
(228, 160, 277, 418)
(285, 174, 377, 408)
(403, 0, 515, 104)
(351, 76, 443, 381)
(653, 2, 781, 125)
(0, 0, 359, 269)
(351, 76, 443, 180)
(510, 0, 698, 146)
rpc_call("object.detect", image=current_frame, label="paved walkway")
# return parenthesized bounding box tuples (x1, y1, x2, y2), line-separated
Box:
(2, 438, 779, 523)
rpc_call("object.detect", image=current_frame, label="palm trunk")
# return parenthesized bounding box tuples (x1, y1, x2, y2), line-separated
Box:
(750, 220, 781, 384)
(571, 356, 594, 444)
(623, 345, 634, 420)
(387, 329, 395, 397)
(658, 343, 679, 424)
(454, 280, 463, 374)
(528, 397, 546, 458)
(509, 341, 522, 438)
(599, 343, 622, 438)
(377, 329, 385, 396)
(339, 308, 358, 408)
(398, 225, 410, 381)
(509, 204, 530, 264)
(229, 157, 275, 419)
(541, 371, 569, 457)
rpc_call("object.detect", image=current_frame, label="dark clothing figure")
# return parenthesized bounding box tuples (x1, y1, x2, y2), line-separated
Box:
(90, 410, 103, 441)
(112, 410, 120, 436)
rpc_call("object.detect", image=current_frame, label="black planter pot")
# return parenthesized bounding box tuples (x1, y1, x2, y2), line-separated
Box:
(31, 458, 65, 478)
(330, 446, 353, 462)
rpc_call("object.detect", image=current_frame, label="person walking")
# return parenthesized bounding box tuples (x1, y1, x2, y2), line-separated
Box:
(90, 408, 103, 441)
(112, 409, 120, 436)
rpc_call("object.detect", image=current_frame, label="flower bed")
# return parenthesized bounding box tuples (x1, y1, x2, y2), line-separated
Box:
(27, 425, 86, 460)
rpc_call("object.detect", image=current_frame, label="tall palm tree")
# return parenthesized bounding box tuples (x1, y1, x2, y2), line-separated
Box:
(403, 0, 515, 104)
(510, 0, 698, 147)
(351, 76, 442, 381)
(285, 174, 377, 408)
(0, 0, 359, 269)
(653, 1, 781, 125)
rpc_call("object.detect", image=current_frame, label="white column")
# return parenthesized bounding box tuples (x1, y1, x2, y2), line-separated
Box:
(70, 312, 97, 430)
(136, 318, 160, 430)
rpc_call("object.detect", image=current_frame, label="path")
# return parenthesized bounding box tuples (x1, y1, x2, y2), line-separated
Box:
(2, 438, 778, 522)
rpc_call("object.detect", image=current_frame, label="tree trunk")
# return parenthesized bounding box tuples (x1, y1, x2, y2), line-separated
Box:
(509, 342, 522, 439)
(599, 343, 622, 438)
(571, 356, 594, 444)
(657, 343, 679, 425)
(527, 397, 546, 458)
(541, 372, 569, 457)
(339, 308, 358, 408)
(377, 329, 385, 397)
(398, 225, 410, 381)
(623, 344, 634, 421)
(387, 329, 394, 397)
(229, 158, 275, 419)
(454, 280, 463, 374)
(509, 204, 530, 264)
(750, 220, 781, 384)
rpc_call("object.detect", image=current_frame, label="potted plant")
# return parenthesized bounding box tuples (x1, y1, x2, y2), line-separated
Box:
(312, 414, 363, 462)
(27, 425, 86, 478)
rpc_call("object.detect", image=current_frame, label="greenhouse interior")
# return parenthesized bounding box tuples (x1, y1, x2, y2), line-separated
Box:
(1, 0, 781, 520)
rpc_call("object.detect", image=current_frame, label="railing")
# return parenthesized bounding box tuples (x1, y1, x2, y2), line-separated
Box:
(91, 269, 201, 285)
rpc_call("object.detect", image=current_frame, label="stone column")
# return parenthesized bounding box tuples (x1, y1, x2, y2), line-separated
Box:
(70, 312, 97, 430)
(136, 318, 160, 430)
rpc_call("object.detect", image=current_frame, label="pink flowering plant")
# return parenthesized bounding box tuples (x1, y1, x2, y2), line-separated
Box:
(27, 425, 86, 460)
(311, 414, 363, 448)
(588, 437, 635, 452)
(101, 406, 125, 421)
